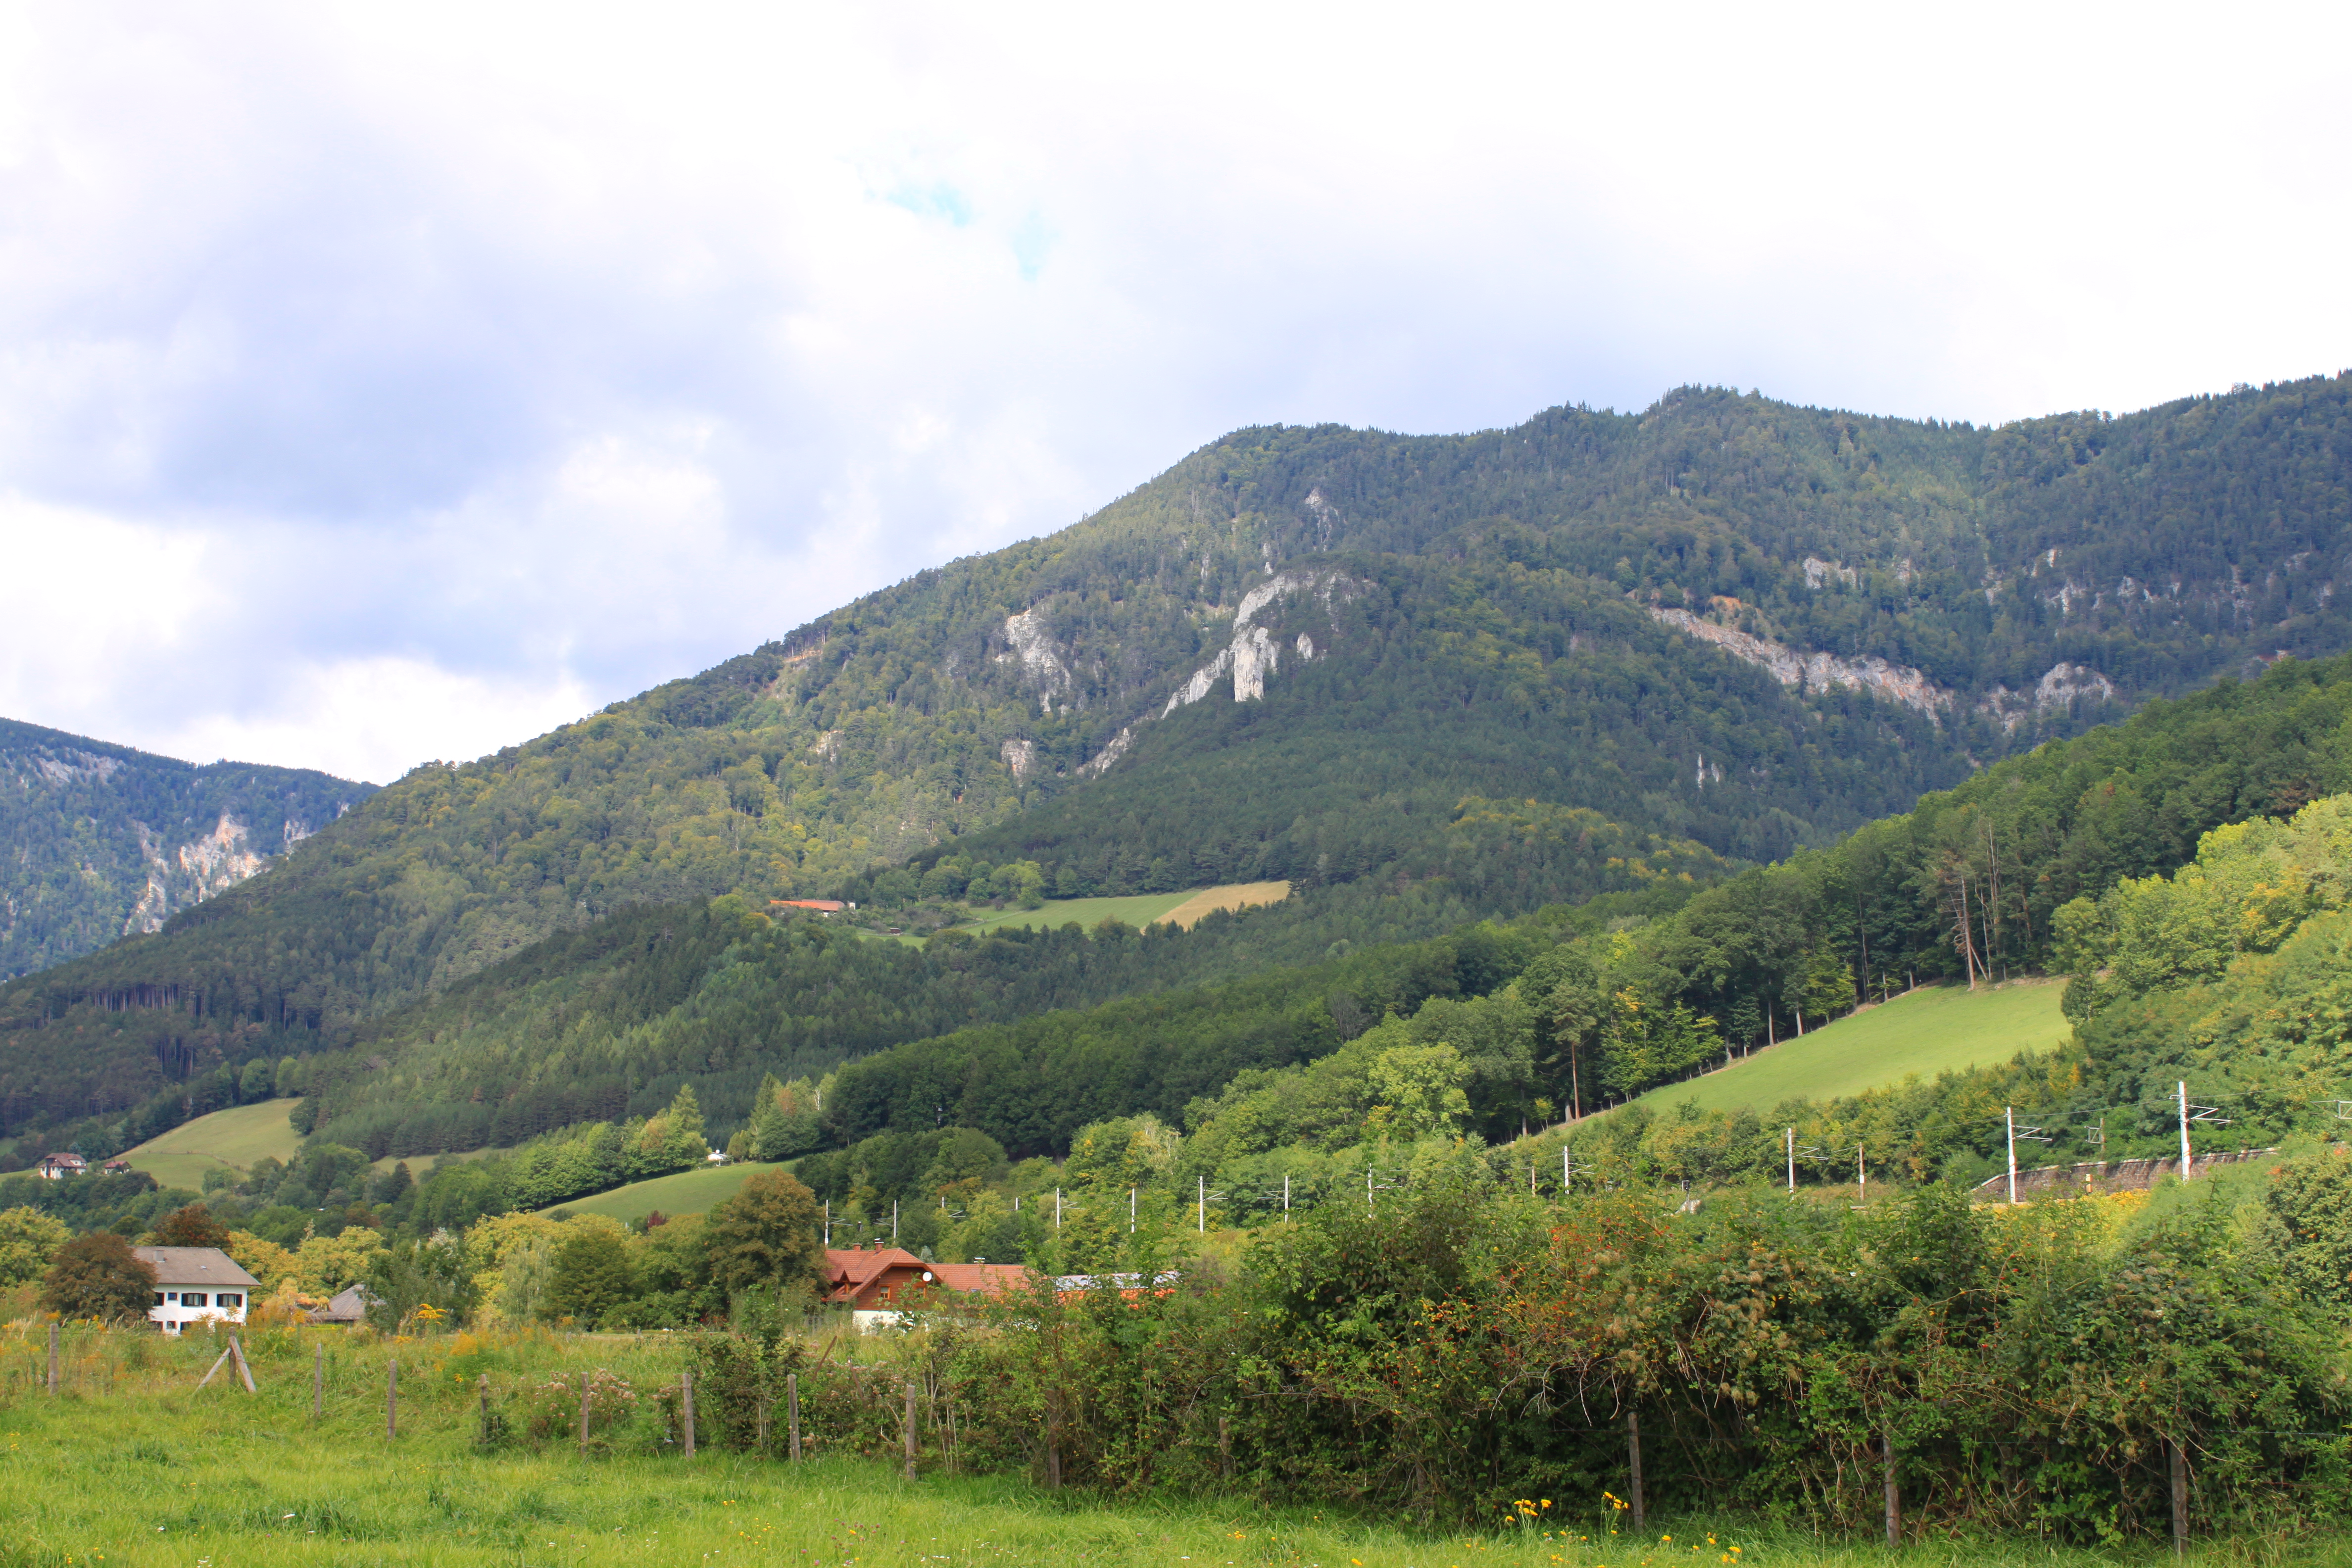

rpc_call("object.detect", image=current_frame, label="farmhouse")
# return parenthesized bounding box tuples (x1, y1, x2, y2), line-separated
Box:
(822, 1247, 1027, 1328)
(135, 1246, 260, 1334)
(36, 1152, 87, 1179)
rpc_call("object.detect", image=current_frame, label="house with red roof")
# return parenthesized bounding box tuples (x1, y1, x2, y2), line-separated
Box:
(821, 1247, 1028, 1328)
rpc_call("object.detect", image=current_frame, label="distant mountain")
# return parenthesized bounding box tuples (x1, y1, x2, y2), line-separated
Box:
(2, 372, 2348, 1161)
(0, 718, 371, 980)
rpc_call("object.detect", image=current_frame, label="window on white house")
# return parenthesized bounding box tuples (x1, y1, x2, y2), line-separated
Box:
(216, 1294, 242, 1309)
(181, 1292, 207, 1307)
(152, 1293, 164, 1307)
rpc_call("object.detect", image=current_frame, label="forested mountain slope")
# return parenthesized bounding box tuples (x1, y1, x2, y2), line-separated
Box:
(0, 718, 370, 980)
(3, 374, 2348, 1160)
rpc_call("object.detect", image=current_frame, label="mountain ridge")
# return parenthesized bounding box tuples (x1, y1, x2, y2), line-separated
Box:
(3, 372, 2348, 1162)
(0, 717, 372, 980)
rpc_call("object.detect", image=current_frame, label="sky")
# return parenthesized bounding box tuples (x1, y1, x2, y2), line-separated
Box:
(0, 1, 2346, 784)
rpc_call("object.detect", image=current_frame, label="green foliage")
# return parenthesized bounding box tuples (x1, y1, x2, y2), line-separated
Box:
(42, 1229, 156, 1320)
(0, 1204, 70, 1285)
(363, 1234, 477, 1329)
(149, 1203, 231, 1248)
(544, 1226, 638, 1326)
(703, 1169, 824, 1294)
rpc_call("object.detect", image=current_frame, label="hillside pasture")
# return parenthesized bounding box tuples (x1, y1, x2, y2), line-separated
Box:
(949, 881, 1289, 936)
(1628, 980, 2072, 1117)
(117, 1097, 303, 1189)
(539, 1161, 788, 1222)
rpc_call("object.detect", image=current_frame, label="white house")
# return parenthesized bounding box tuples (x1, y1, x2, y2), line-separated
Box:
(134, 1246, 260, 1334)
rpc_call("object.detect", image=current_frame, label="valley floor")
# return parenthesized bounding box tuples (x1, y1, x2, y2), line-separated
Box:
(2, 1322, 2339, 1568)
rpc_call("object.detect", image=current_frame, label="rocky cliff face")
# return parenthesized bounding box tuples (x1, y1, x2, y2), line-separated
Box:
(0, 718, 368, 979)
(1646, 605, 2126, 733)
(122, 814, 277, 934)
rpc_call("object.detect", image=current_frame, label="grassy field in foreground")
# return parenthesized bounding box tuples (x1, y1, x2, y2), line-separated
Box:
(1629, 980, 2072, 1117)
(542, 1161, 789, 1222)
(952, 881, 1289, 936)
(117, 1098, 303, 1189)
(3, 1321, 2314, 1568)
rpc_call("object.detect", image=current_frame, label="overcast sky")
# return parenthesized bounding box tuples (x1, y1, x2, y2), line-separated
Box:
(1, 1, 2346, 784)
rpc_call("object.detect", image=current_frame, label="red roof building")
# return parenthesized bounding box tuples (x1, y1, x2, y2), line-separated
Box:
(820, 1247, 1027, 1311)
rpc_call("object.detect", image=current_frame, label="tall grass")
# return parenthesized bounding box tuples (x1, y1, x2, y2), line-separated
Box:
(0, 1318, 2344, 1568)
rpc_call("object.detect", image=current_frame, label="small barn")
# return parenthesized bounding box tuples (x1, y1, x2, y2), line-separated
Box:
(134, 1246, 260, 1334)
(309, 1284, 379, 1326)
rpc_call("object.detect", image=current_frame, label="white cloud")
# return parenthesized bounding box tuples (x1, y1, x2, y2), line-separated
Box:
(0, 0, 2346, 777)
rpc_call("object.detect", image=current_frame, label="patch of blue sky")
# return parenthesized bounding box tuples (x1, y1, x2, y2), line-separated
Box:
(1010, 212, 1057, 281)
(885, 181, 974, 227)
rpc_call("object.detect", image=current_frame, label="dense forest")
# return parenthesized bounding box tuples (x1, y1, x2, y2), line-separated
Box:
(0, 718, 368, 980)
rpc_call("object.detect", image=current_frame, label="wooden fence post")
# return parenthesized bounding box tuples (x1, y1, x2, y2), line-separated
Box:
(47, 1323, 57, 1396)
(2170, 1439, 2189, 1557)
(1883, 1430, 1900, 1547)
(787, 1372, 801, 1463)
(579, 1371, 591, 1457)
(386, 1358, 397, 1440)
(231, 1335, 256, 1394)
(681, 1372, 695, 1458)
(1627, 1410, 1645, 1533)
(313, 1342, 324, 1420)
(903, 1378, 919, 1480)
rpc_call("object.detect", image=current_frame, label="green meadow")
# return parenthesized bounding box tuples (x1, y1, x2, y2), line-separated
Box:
(116, 1098, 304, 1190)
(2, 1319, 2320, 1568)
(1628, 980, 2072, 1117)
(949, 882, 1289, 937)
(540, 1161, 789, 1223)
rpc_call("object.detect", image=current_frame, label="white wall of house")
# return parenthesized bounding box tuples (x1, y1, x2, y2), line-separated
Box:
(149, 1289, 248, 1334)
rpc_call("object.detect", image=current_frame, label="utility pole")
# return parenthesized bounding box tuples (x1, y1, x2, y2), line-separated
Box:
(1564, 1144, 1571, 1195)
(824, 1200, 830, 1246)
(1786, 1127, 1795, 1193)
(1283, 1173, 1290, 1212)
(1197, 1175, 1205, 1232)
(2006, 1107, 2017, 1204)
(1054, 1188, 1062, 1228)
(2178, 1080, 2193, 1179)
(1857, 1140, 1865, 1200)
(1129, 1187, 1136, 1232)
(892, 1200, 898, 1242)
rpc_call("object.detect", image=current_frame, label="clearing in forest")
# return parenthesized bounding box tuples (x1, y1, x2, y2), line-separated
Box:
(1629, 979, 2072, 1117)
(539, 1161, 790, 1223)
(117, 1098, 303, 1191)
(951, 880, 1289, 936)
